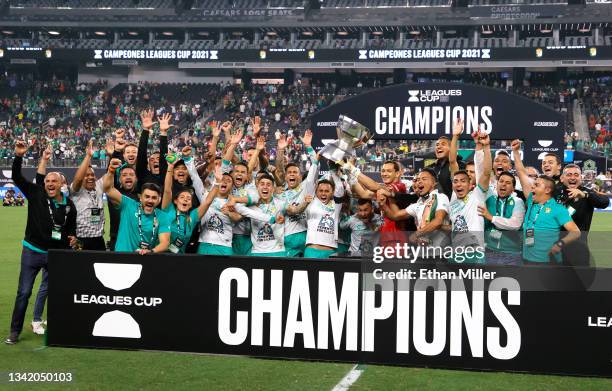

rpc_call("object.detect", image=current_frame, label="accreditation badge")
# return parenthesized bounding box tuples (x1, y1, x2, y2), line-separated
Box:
(168, 238, 184, 254)
(51, 224, 62, 241)
(90, 207, 101, 223)
(490, 228, 502, 240)
(525, 228, 535, 246)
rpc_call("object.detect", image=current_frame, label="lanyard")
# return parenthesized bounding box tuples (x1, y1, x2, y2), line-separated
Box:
(137, 206, 158, 246)
(320, 199, 335, 213)
(526, 202, 544, 229)
(175, 212, 187, 239)
(496, 197, 507, 217)
(259, 200, 278, 216)
(47, 198, 66, 227)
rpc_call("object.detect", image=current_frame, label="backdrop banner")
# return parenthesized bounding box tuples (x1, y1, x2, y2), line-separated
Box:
(310, 83, 564, 168)
(48, 250, 612, 377)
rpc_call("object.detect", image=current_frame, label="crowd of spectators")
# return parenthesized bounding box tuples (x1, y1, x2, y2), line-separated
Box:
(1, 73, 611, 172)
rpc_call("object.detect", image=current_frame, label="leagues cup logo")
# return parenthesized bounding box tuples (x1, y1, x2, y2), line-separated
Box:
(408, 90, 420, 102)
(92, 263, 143, 339)
(320, 115, 372, 162)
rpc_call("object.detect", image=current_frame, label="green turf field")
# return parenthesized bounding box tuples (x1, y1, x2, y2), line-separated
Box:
(0, 207, 611, 390)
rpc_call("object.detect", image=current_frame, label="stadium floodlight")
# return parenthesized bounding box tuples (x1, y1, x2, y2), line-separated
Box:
(372, 31, 383, 36)
(197, 31, 209, 36)
(162, 31, 174, 36)
(128, 31, 139, 36)
(48, 31, 60, 36)
(337, 31, 349, 36)
(266, 31, 277, 36)
(302, 31, 313, 36)
(94, 31, 106, 36)
(1, 30, 13, 35)
(409, 30, 420, 35)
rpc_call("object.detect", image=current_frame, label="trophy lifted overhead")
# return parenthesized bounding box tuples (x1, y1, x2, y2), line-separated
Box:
(320, 114, 373, 162)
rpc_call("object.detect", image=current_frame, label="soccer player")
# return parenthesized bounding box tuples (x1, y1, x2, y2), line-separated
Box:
(136, 110, 169, 189)
(104, 159, 171, 254)
(380, 168, 450, 249)
(288, 179, 344, 259)
(6, 141, 77, 345)
(340, 199, 384, 256)
(344, 160, 407, 248)
(477, 171, 525, 265)
(512, 140, 580, 264)
(232, 173, 287, 257)
(183, 146, 236, 256)
(70, 140, 106, 250)
(447, 123, 493, 264)
(275, 129, 319, 257)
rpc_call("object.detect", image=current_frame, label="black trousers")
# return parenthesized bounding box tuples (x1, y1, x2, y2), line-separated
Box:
(78, 236, 107, 251)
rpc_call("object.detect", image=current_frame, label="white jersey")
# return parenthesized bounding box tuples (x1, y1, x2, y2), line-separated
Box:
(305, 198, 342, 249)
(448, 185, 487, 248)
(278, 160, 319, 236)
(232, 184, 258, 236)
(235, 198, 286, 254)
(404, 190, 450, 248)
(200, 197, 233, 247)
(340, 214, 384, 256)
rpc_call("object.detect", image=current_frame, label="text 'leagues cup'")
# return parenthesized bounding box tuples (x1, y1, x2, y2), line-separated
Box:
(320, 115, 373, 162)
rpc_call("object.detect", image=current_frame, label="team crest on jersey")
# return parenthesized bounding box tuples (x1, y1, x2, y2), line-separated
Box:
(453, 215, 469, 233)
(288, 202, 305, 223)
(207, 214, 224, 234)
(317, 214, 335, 235)
(257, 223, 275, 242)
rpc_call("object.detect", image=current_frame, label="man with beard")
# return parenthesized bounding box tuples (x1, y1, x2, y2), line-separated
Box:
(432, 121, 465, 199)
(288, 179, 344, 259)
(339, 199, 384, 257)
(490, 150, 522, 194)
(274, 129, 319, 257)
(104, 159, 171, 254)
(6, 141, 77, 345)
(70, 140, 106, 250)
(108, 165, 138, 251)
(477, 171, 525, 265)
(343, 160, 408, 249)
(540, 152, 564, 200)
(512, 140, 580, 265)
(136, 110, 169, 190)
(447, 127, 493, 264)
(232, 173, 287, 257)
(557, 163, 609, 266)
(380, 168, 450, 250)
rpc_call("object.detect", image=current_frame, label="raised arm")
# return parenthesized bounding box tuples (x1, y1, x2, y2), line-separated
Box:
(183, 146, 207, 203)
(37, 144, 52, 177)
(162, 159, 176, 210)
(71, 140, 94, 193)
(275, 134, 288, 186)
(136, 109, 156, 180)
(233, 203, 279, 223)
(223, 125, 243, 163)
(248, 136, 266, 176)
(286, 195, 314, 216)
(449, 118, 464, 175)
(103, 158, 124, 207)
(511, 139, 531, 200)
(12, 141, 36, 198)
(477, 133, 492, 192)
(157, 112, 173, 181)
(197, 185, 219, 220)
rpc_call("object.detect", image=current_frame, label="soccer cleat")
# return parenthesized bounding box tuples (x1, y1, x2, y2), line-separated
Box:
(5, 332, 18, 345)
(31, 321, 45, 335)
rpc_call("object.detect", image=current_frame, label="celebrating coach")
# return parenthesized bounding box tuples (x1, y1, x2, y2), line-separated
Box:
(5, 141, 77, 345)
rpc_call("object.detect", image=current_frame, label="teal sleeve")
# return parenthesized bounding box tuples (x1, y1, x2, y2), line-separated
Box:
(158, 211, 172, 234)
(555, 205, 572, 227)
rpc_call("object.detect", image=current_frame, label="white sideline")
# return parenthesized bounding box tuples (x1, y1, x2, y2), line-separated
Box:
(331, 364, 364, 391)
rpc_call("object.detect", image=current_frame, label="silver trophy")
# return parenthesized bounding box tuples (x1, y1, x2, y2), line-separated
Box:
(320, 115, 372, 162)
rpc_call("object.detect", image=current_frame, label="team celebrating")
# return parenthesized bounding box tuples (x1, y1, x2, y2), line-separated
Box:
(5, 110, 609, 344)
